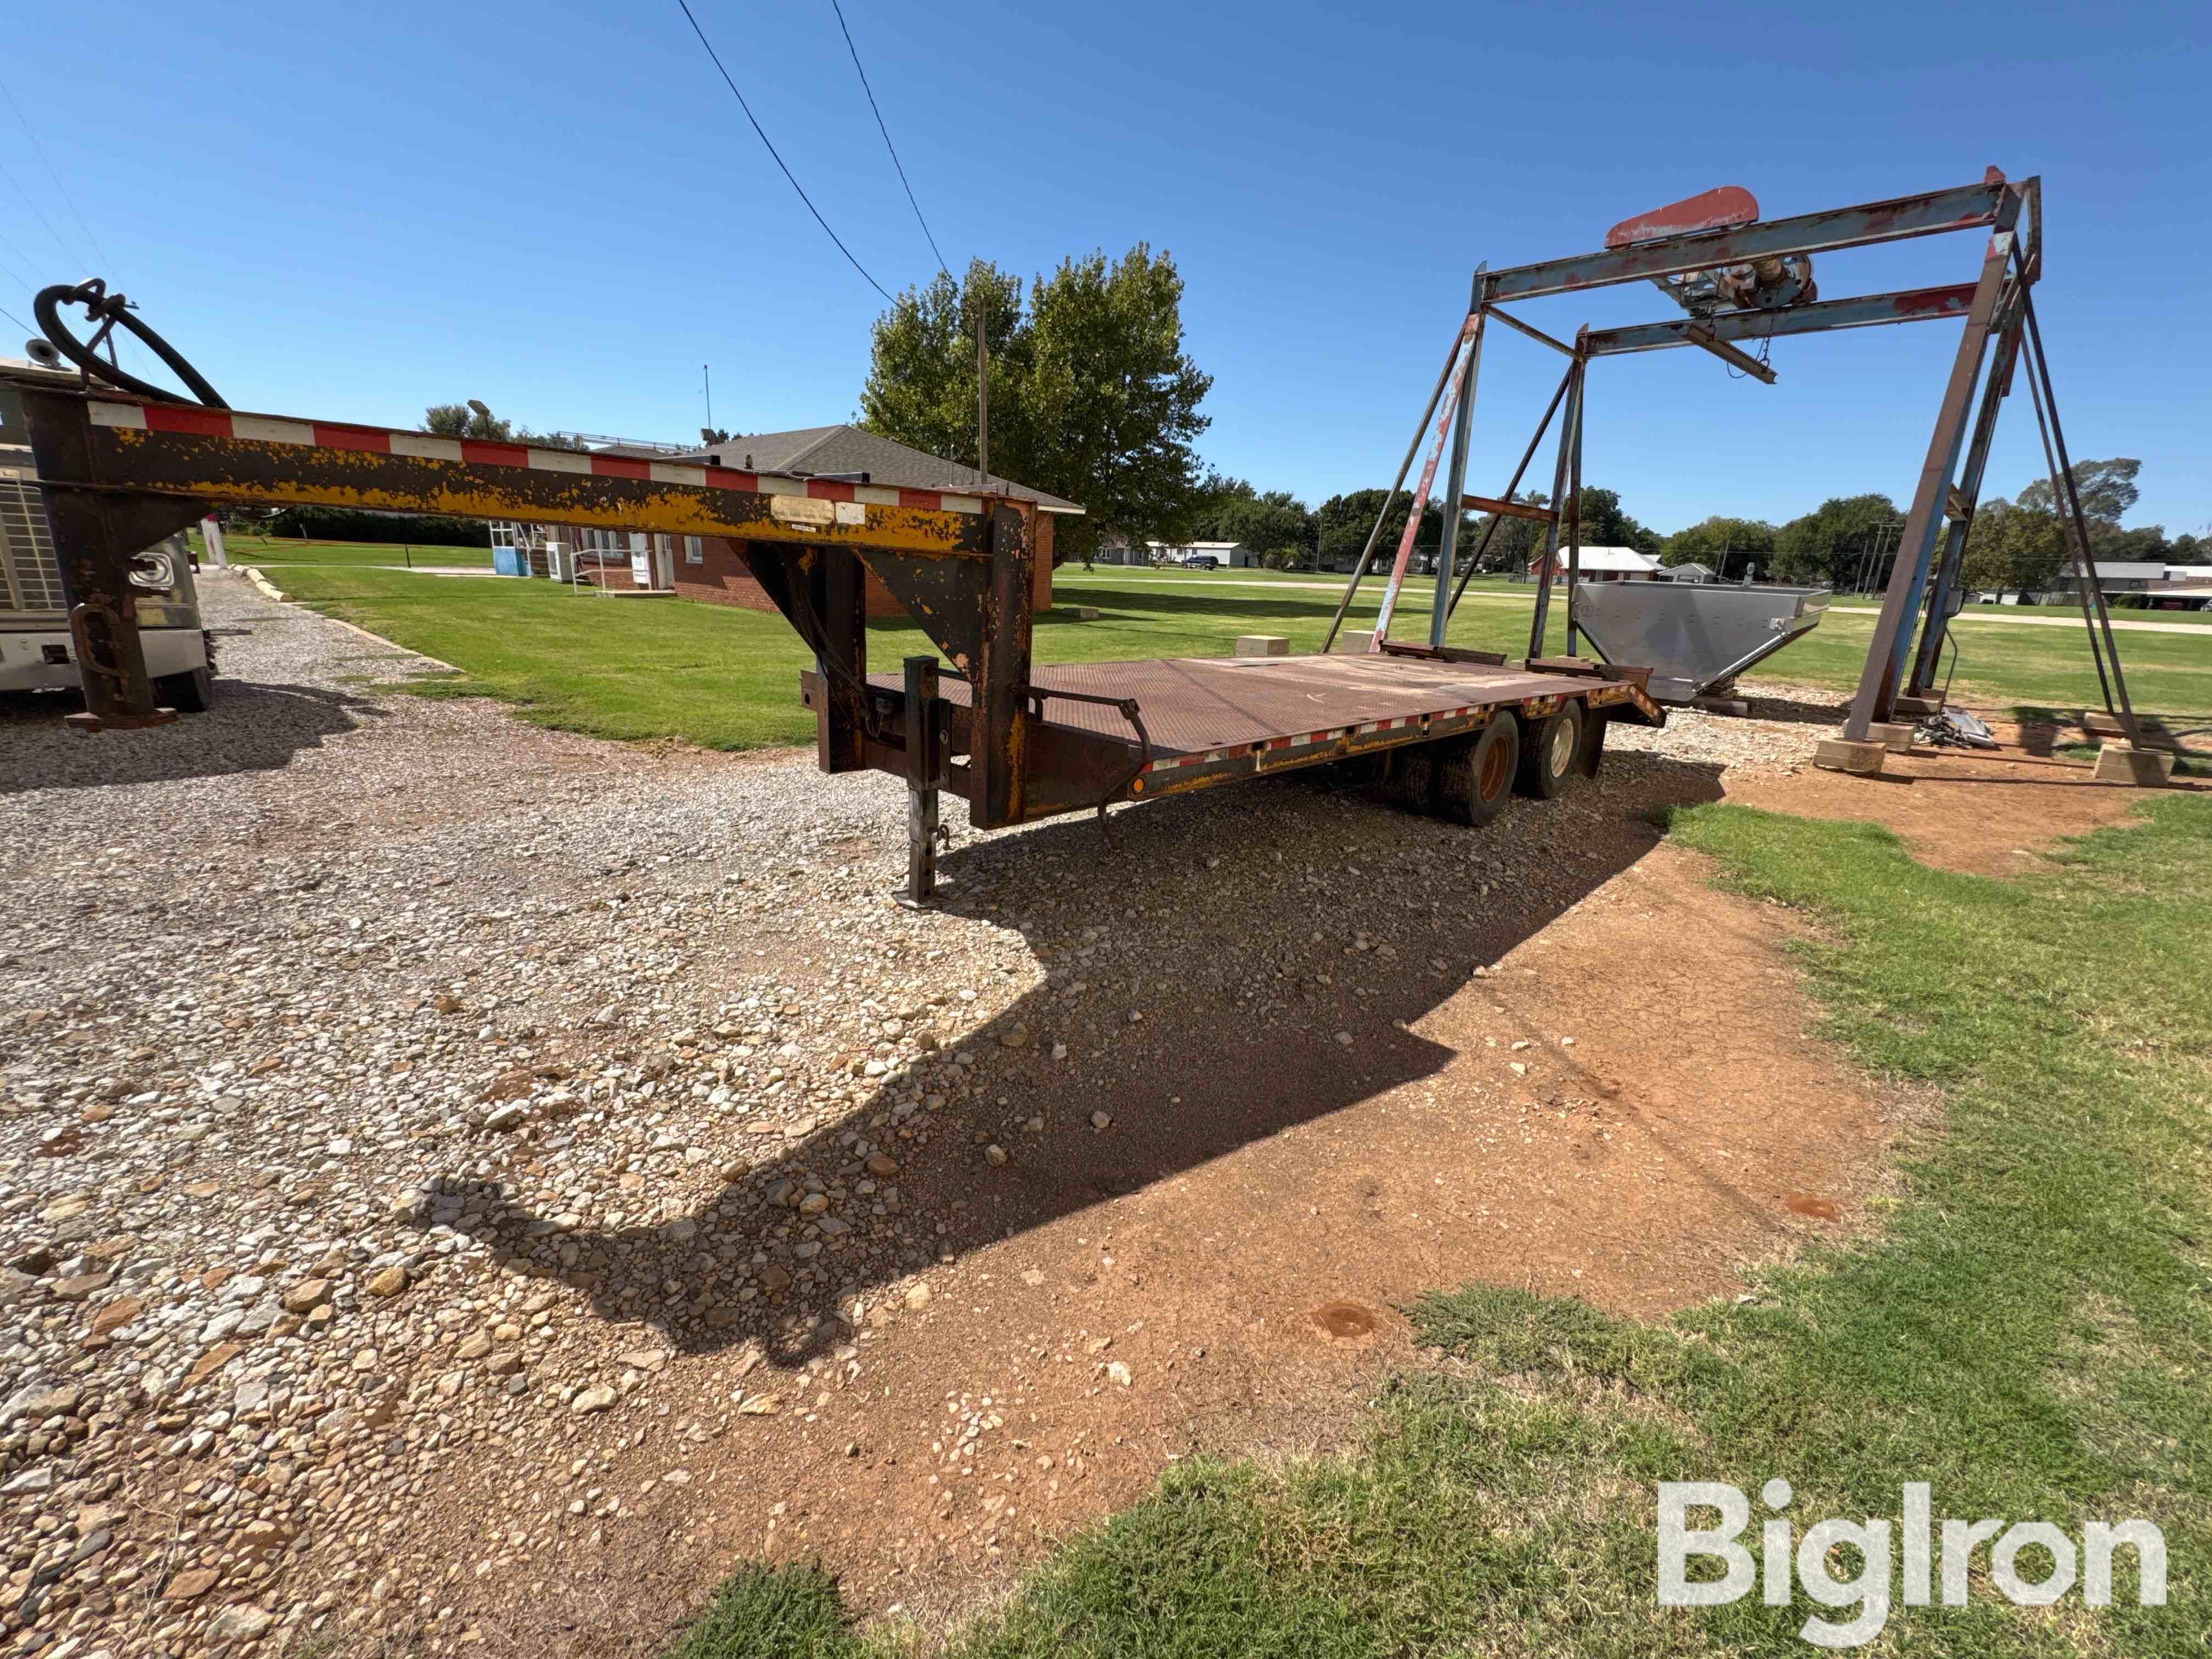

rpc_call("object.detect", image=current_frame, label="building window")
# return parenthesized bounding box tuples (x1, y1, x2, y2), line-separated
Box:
(685, 536, 703, 565)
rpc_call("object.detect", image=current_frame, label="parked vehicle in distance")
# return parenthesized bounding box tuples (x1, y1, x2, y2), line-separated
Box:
(1184, 555, 1220, 570)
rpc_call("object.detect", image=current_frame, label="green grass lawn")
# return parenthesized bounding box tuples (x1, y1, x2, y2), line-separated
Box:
(264, 561, 2212, 753)
(671, 793, 2212, 1658)
(196, 529, 495, 568)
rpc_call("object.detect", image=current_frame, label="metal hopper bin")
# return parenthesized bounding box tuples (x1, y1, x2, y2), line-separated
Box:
(1568, 580, 1830, 705)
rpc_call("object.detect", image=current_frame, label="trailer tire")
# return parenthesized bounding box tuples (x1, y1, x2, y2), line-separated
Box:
(1384, 744, 1438, 814)
(155, 667, 214, 713)
(1436, 713, 1519, 827)
(1516, 702, 1584, 799)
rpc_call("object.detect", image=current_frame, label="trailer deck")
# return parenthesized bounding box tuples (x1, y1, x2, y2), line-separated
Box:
(861, 651, 1660, 799)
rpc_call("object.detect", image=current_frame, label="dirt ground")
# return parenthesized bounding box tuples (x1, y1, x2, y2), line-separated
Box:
(442, 705, 2186, 1658)
(11, 588, 2196, 1659)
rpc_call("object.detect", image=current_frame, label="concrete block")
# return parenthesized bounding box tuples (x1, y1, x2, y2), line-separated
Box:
(1334, 630, 1375, 656)
(2084, 710, 2175, 748)
(1235, 634, 1289, 658)
(1813, 737, 1887, 776)
(1891, 694, 1944, 718)
(1075, 607, 1101, 621)
(2092, 745, 2175, 786)
(1867, 720, 1917, 754)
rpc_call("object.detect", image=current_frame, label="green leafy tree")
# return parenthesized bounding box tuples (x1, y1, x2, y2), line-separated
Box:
(860, 247, 1212, 563)
(1565, 486, 1662, 556)
(2016, 457, 2140, 526)
(1960, 498, 2067, 598)
(1317, 489, 1442, 570)
(1662, 515, 1775, 577)
(1773, 494, 1903, 588)
(1190, 475, 1316, 565)
(421, 399, 573, 448)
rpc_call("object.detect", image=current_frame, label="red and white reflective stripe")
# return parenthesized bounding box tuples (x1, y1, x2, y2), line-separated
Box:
(84, 399, 986, 515)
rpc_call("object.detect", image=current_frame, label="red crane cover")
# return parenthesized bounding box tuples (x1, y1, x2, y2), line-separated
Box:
(1604, 186, 1759, 249)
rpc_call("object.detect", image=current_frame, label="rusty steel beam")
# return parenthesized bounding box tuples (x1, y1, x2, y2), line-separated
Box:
(1481, 304, 1576, 357)
(1843, 222, 2018, 741)
(1484, 178, 2010, 302)
(1582, 283, 1982, 356)
(1462, 494, 1555, 523)
(7, 375, 996, 560)
(1683, 324, 1778, 383)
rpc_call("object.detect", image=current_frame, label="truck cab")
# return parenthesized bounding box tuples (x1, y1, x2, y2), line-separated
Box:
(1, 360, 215, 710)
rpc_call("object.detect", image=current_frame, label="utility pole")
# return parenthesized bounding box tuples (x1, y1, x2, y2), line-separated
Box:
(975, 302, 990, 486)
(702, 364, 713, 437)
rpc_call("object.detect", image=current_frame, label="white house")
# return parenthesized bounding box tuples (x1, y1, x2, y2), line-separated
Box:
(1097, 539, 1262, 568)
(1526, 545, 1662, 582)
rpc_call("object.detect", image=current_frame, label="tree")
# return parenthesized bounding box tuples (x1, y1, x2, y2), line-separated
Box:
(421, 399, 573, 448)
(424, 399, 513, 441)
(1566, 486, 1662, 556)
(1189, 475, 1316, 565)
(701, 426, 732, 445)
(1662, 516, 1775, 576)
(1959, 498, 2067, 599)
(860, 246, 1212, 563)
(2016, 457, 2140, 526)
(1317, 489, 1442, 570)
(1773, 494, 1903, 588)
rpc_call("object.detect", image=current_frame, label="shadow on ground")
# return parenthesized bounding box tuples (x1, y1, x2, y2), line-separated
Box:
(0, 679, 381, 794)
(414, 743, 1730, 1370)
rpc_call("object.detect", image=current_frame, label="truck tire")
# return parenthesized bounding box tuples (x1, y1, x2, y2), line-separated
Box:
(155, 666, 215, 713)
(1436, 713, 1519, 826)
(1516, 701, 1584, 799)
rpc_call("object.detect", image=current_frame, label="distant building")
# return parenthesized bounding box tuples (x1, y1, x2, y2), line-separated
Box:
(495, 424, 1081, 614)
(1527, 545, 1662, 582)
(1097, 538, 1262, 568)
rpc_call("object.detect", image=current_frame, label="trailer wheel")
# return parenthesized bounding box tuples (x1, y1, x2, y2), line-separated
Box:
(1516, 702, 1584, 799)
(1437, 713, 1519, 826)
(1384, 744, 1438, 814)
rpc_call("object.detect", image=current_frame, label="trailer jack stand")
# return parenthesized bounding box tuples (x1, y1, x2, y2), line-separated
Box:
(899, 655, 950, 906)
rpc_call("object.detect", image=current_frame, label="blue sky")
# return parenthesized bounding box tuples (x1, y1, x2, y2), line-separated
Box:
(6, 0, 2208, 536)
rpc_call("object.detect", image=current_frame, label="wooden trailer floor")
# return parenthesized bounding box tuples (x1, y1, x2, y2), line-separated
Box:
(869, 653, 1611, 759)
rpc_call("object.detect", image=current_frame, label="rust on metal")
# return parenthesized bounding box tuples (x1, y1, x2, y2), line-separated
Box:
(1461, 493, 1555, 523)
(1605, 185, 1759, 248)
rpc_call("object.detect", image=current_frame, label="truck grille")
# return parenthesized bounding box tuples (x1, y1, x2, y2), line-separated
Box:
(1, 469, 67, 617)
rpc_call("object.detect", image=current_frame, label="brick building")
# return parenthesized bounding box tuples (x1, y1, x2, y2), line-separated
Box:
(575, 425, 1080, 615)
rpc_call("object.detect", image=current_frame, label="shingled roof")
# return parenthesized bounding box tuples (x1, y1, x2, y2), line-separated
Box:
(668, 426, 1082, 514)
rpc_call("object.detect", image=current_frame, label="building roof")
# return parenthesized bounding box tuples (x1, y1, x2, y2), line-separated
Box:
(1664, 561, 1716, 578)
(664, 425, 1082, 514)
(2092, 562, 2167, 579)
(1528, 545, 1661, 573)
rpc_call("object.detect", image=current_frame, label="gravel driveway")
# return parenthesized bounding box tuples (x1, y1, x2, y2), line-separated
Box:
(0, 574, 1838, 1656)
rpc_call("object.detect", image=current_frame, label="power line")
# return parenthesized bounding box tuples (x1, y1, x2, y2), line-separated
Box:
(829, 0, 947, 277)
(0, 151, 83, 271)
(0, 300, 32, 338)
(0, 75, 108, 271)
(673, 0, 893, 303)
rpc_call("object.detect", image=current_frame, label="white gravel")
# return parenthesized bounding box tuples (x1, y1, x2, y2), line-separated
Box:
(0, 573, 1834, 1655)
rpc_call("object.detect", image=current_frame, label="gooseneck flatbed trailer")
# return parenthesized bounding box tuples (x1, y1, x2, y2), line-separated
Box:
(4, 359, 1661, 899)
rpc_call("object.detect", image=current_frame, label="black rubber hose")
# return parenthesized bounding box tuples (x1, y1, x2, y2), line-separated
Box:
(32, 280, 227, 408)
